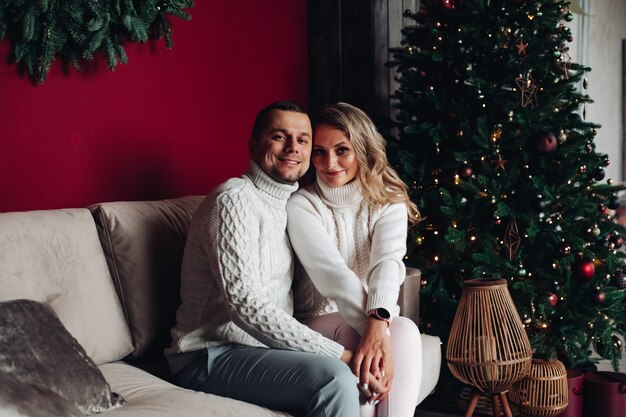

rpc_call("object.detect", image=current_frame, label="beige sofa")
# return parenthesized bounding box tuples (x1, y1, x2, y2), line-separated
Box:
(0, 195, 441, 416)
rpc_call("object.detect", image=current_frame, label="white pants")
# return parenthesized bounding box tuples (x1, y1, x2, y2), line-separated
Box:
(303, 312, 423, 417)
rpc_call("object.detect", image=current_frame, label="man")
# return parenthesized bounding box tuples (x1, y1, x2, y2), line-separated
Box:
(165, 101, 359, 416)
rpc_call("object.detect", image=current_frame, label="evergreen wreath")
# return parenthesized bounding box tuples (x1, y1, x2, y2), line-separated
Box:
(0, 0, 194, 84)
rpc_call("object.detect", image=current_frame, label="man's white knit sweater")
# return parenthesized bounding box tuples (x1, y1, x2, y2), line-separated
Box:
(287, 177, 408, 335)
(166, 162, 344, 375)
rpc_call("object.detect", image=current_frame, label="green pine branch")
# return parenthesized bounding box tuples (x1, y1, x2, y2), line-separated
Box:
(0, 0, 194, 83)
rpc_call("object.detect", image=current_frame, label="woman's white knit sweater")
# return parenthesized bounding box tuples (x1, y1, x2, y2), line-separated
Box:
(287, 177, 408, 335)
(166, 162, 344, 375)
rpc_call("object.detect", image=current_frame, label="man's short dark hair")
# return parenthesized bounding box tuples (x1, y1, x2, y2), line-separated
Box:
(251, 101, 307, 140)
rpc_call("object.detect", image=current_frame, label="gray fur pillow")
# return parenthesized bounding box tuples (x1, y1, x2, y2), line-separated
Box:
(0, 299, 126, 415)
(0, 372, 83, 417)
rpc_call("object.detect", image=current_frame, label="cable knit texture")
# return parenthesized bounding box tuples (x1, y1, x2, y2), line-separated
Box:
(166, 162, 344, 375)
(287, 177, 408, 335)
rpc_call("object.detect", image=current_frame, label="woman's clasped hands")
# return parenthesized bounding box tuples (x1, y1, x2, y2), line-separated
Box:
(353, 317, 394, 404)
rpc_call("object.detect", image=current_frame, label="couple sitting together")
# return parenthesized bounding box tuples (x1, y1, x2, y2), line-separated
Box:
(165, 101, 422, 417)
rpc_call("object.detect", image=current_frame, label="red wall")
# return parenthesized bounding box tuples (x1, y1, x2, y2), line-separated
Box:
(0, 1, 308, 212)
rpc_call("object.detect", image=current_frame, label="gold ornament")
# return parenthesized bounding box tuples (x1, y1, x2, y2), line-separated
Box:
(555, 47, 572, 79)
(490, 127, 503, 141)
(503, 219, 521, 260)
(515, 72, 538, 108)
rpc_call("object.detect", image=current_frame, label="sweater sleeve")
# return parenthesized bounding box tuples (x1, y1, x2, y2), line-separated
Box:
(365, 202, 408, 314)
(207, 191, 345, 358)
(287, 193, 368, 334)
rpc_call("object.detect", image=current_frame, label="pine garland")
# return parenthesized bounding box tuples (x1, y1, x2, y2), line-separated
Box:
(0, 0, 193, 83)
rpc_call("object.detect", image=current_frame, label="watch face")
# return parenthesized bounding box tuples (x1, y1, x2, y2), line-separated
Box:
(377, 308, 391, 319)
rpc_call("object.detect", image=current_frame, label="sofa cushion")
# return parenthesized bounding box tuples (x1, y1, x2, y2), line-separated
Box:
(0, 208, 133, 365)
(90, 196, 204, 364)
(0, 372, 84, 417)
(0, 300, 126, 415)
(99, 361, 294, 417)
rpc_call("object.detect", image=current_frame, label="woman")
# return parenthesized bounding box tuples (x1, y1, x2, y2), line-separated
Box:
(287, 102, 422, 417)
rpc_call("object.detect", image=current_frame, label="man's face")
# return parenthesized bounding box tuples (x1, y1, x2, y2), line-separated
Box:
(250, 110, 312, 184)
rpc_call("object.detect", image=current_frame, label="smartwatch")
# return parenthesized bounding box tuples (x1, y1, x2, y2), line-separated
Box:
(367, 307, 391, 325)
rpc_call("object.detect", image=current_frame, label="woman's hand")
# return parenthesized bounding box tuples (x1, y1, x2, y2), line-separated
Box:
(352, 317, 394, 402)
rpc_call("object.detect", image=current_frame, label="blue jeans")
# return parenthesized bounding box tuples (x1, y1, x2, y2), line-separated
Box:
(174, 345, 360, 417)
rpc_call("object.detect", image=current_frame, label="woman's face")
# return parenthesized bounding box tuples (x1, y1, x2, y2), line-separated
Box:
(311, 124, 359, 187)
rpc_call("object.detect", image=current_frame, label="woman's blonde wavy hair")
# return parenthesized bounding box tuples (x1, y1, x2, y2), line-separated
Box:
(313, 102, 420, 224)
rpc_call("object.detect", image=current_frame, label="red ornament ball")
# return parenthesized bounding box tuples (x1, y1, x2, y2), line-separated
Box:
(530, 131, 558, 154)
(611, 270, 626, 289)
(591, 288, 606, 305)
(547, 293, 558, 307)
(442, 0, 455, 9)
(457, 164, 473, 179)
(572, 258, 595, 281)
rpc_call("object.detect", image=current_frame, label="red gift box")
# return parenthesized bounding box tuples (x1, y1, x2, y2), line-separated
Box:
(582, 371, 626, 417)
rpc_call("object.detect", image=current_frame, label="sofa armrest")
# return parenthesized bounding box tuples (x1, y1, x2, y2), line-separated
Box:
(399, 267, 421, 324)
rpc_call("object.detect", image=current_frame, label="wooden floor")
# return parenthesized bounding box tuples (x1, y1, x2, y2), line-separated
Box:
(414, 409, 463, 417)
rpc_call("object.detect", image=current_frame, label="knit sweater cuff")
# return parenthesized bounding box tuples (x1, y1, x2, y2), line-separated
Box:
(322, 339, 348, 358)
(366, 291, 399, 316)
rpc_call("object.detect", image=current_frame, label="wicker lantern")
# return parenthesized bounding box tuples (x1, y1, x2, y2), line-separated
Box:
(446, 278, 533, 417)
(510, 358, 569, 417)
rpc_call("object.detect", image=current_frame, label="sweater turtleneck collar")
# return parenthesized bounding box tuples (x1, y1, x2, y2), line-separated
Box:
(315, 176, 363, 207)
(246, 161, 299, 204)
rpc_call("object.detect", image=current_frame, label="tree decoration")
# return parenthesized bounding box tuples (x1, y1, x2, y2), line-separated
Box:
(0, 0, 194, 83)
(546, 292, 558, 307)
(596, 336, 624, 358)
(608, 234, 624, 249)
(391, 0, 626, 371)
(503, 219, 521, 260)
(515, 38, 528, 56)
(442, 0, 456, 10)
(491, 153, 508, 171)
(515, 71, 538, 108)
(557, 241, 571, 257)
(530, 130, 557, 154)
(457, 163, 473, 179)
(607, 194, 621, 210)
(532, 196, 548, 212)
(572, 257, 595, 282)
(555, 47, 572, 79)
(611, 270, 626, 289)
(591, 288, 606, 305)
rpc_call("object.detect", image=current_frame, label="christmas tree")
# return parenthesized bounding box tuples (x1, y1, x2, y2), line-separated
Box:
(390, 0, 626, 369)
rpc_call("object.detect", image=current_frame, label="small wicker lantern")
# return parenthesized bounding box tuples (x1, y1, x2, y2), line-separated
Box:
(446, 278, 533, 417)
(510, 358, 569, 417)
